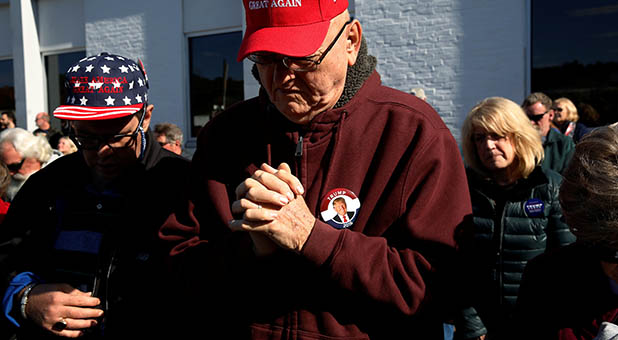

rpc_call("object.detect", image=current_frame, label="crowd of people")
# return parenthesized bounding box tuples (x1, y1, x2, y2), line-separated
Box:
(0, 1, 614, 339)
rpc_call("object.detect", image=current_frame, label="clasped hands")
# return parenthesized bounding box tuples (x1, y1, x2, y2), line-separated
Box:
(230, 163, 316, 255)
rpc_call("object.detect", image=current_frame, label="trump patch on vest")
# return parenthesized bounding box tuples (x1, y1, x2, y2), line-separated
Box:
(524, 198, 545, 217)
(320, 188, 360, 229)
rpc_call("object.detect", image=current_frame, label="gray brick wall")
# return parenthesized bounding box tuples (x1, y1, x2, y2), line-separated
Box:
(85, 14, 146, 64)
(355, 0, 528, 142)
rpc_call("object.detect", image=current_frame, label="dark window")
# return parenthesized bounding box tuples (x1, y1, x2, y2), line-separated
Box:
(0, 59, 14, 111)
(189, 32, 244, 137)
(45, 51, 85, 132)
(532, 1, 618, 126)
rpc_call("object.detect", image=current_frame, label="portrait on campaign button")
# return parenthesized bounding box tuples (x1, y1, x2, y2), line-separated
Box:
(320, 188, 360, 229)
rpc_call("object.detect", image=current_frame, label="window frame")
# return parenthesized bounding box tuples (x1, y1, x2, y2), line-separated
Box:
(185, 27, 244, 142)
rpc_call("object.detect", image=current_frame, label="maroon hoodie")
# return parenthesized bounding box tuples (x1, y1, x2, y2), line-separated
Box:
(187, 71, 472, 339)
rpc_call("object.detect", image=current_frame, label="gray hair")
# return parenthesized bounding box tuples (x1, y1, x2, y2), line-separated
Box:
(559, 123, 618, 249)
(154, 122, 183, 144)
(522, 92, 552, 111)
(0, 128, 53, 164)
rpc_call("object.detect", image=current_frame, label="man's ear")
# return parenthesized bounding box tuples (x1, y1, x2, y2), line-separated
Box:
(141, 104, 154, 130)
(346, 20, 362, 66)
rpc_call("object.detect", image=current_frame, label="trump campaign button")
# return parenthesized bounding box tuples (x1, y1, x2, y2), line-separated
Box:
(320, 188, 360, 229)
(524, 198, 545, 217)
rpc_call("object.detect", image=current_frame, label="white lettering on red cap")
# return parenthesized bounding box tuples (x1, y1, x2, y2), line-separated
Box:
(248, 0, 301, 10)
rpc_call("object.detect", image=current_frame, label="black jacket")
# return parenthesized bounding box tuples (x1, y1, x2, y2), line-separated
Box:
(456, 166, 576, 339)
(0, 130, 195, 339)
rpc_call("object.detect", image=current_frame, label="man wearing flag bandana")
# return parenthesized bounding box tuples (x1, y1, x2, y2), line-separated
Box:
(0, 53, 195, 339)
(177, 0, 473, 338)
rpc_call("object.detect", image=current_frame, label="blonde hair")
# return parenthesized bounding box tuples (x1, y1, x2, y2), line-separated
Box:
(462, 97, 544, 179)
(553, 97, 578, 122)
(58, 136, 78, 155)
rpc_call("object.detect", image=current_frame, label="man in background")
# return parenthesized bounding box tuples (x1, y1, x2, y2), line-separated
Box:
(33, 112, 62, 150)
(522, 92, 574, 174)
(0, 112, 16, 131)
(154, 122, 183, 155)
(0, 128, 58, 201)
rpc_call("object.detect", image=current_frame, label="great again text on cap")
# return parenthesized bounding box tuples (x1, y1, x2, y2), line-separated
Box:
(248, 0, 301, 10)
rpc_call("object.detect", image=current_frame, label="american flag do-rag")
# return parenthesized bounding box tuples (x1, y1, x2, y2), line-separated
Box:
(53, 52, 149, 121)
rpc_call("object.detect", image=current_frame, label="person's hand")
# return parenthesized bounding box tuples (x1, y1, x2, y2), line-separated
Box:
(231, 163, 315, 254)
(25, 283, 103, 338)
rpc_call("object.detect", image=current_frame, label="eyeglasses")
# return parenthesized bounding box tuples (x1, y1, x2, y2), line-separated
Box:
(552, 107, 563, 113)
(72, 109, 146, 151)
(527, 110, 549, 123)
(247, 18, 354, 72)
(6, 158, 25, 172)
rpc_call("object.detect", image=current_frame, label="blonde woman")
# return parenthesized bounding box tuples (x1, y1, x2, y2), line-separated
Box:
(56, 136, 78, 155)
(552, 97, 594, 143)
(456, 97, 576, 339)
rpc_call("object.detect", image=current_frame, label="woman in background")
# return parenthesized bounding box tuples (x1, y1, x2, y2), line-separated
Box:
(56, 136, 77, 155)
(456, 97, 576, 339)
(552, 97, 593, 143)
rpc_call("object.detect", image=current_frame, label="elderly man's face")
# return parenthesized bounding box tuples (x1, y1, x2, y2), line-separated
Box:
(72, 105, 152, 182)
(256, 13, 361, 125)
(524, 101, 554, 137)
(0, 141, 42, 179)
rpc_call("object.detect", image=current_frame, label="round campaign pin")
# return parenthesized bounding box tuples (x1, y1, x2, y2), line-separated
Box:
(320, 188, 360, 229)
(524, 198, 545, 217)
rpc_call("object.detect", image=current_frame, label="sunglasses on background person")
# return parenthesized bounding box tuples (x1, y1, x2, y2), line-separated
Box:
(528, 109, 551, 122)
(6, 158, 25, 173)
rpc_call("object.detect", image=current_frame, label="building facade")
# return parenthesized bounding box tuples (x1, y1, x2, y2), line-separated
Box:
(0, 0, 531, 151)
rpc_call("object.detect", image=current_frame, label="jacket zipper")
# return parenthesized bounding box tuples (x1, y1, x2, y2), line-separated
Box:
(294, 136, 303, 178)
(496, 202, 506, 307)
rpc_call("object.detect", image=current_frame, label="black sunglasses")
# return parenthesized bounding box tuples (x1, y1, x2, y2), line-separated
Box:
(527, 111, 549, 122)
(6, 158, 25, 172)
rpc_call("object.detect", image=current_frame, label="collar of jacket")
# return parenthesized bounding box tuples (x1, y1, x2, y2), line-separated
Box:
(467, 166, 550, 201)
(544, 128, 560, 146)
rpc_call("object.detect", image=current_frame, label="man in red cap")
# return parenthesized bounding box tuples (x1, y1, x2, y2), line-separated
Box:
(183, 0, 472, 338)
(0, 53, 196, 339)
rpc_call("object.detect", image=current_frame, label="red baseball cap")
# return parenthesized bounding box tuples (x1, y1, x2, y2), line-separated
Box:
(237, 0, 349, 62)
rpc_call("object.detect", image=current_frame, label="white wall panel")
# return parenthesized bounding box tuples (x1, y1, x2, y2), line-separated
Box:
(38, 0, 85, 52)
